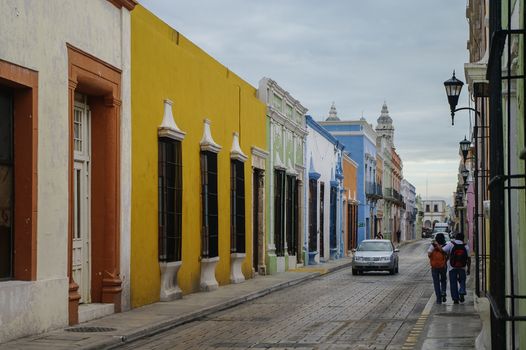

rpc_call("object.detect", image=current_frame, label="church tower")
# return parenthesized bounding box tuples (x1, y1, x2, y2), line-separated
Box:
(375, 102, 394, 145)
(325, 102, 340, 121)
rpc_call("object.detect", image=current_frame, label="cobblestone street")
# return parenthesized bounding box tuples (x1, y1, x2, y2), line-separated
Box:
(120, 240, 433, 350)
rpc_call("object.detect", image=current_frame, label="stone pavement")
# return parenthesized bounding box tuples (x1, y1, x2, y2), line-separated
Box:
(0, 246, 481, 350)
(403, 273, 482, 350)
(1, 258, 353, 350)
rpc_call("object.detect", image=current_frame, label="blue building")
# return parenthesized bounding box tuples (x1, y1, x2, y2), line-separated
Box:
(319, 104, 379, 245)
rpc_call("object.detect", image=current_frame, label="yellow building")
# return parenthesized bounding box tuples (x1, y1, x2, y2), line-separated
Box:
(131, 5, 268, 308)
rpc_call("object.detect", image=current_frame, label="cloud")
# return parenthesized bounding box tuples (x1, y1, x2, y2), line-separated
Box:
(139, 0, 470, 198)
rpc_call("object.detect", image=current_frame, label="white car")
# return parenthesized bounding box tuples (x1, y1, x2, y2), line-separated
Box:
(351, 239, 399, 275)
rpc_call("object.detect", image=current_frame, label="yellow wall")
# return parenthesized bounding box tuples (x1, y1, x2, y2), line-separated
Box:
(131, 5, 267, 308)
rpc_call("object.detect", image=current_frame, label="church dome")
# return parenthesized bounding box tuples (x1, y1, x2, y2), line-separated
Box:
(377, 102, 392, 125)
(325, 102, 340, 121)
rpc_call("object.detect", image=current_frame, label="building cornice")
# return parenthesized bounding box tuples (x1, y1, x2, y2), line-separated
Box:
(464, 62, 488, 88)
(269, 107, 307, 137)
(265, 78, 308, 114)
(107, 0, 137, 11)
(251, 146, 269, 159)
(306, 115, 345, 150)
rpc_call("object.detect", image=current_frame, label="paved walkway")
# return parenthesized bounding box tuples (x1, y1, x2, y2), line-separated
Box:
(2, 244, 483, 350)
(404, 272, 482, 349)
(1, 258, 353, 350)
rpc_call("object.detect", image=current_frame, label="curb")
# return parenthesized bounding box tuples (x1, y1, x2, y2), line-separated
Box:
(401, 274, 474, 350)
(97, 261, 352, 349)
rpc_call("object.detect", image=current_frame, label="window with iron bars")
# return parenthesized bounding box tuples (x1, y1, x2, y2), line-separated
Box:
(0, 88, 13, 279)
(479, 1, 526, 347)
(286, 175, 298, 256)
(158, 138, 183, 263)
(319, 182, 325, 257)
(230, 160, 245, 254)
(274, 170, 286, 256)
(329, 185, 337, 251)
(201, 151, 219, 258)
(308, 179, 317, 253)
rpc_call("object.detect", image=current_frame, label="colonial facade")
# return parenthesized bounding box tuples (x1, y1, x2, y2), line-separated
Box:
(305, 116, 344, 263)
(391, 149, 404, 243)
(401, 179, 416, 241)
(342, 153, 359, 254)
(130, 6, 268, 307)
(257, 78, 307, 274)
(461, 0, 526, 346)
(415, 195, 424, 238)
(320, 109, 378, 245)
(0, 0, 136, 342)
(375, 103, 397, 240)
(422, 200, 447, 229)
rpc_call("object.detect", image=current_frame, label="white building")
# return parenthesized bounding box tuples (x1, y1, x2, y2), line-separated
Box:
(305, 116, 344, 264)
(0, 0, 135, 342)
(422, 200, 448, 229)
(401, 179, 417, 240)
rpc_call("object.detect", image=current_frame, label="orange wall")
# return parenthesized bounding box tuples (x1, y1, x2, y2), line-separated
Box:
(343, 154, 357, 255)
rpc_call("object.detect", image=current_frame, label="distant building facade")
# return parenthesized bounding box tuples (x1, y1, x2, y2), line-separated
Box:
(401, 179, 417, 241)
(319, 106, 378, 245)
(422, 200, 447, 229)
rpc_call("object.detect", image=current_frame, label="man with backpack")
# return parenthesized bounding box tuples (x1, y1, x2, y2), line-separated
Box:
(427, 233, 448, 304)
(442, 232, 471, 304)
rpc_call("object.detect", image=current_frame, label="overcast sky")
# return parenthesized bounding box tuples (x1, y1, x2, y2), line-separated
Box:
(139, 0, 472, 204)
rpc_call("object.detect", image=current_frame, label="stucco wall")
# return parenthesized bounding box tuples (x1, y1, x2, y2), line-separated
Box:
(130, 6, 266, 307)
(0, 0, 130, 341)
(306, 123, 341, 261)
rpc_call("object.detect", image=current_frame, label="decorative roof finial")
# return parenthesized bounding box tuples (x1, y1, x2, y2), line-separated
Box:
(326, 101, 340, 121)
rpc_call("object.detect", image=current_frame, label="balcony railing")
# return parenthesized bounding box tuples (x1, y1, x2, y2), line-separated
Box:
(375, 183, 383, 196)
(366, 181, 382, 199)
(383, 187, 395, 201)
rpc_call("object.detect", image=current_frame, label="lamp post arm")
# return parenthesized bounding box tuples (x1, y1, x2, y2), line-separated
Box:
(451, 107, 481, 125)
(454, 107, 480, 115)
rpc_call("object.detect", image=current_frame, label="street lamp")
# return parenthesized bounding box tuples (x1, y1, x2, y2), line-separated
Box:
(460, 136, 471, 162)
(443, 71, 479, 125)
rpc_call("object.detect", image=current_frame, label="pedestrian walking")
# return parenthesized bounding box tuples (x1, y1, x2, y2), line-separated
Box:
(375, 231, 383, 239)
(442, 232, 471, 304)
(427, 232, 447, 304)
(396, 230, 401, 243)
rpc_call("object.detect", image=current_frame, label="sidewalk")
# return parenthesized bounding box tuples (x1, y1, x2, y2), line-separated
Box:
(404, 274, 482, 350)
(1, 258, 353, 350)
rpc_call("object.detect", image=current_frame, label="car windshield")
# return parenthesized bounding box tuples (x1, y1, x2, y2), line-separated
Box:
(433, 233, 450, 243)
(356, 242, 393, 252)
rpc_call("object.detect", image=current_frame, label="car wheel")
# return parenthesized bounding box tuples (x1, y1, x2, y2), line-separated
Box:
(352, 269, 357, 275)
(389, 268, 395, 275)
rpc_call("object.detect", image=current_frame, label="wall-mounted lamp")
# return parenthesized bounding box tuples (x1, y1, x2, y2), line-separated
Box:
(444, 71, 480, 125)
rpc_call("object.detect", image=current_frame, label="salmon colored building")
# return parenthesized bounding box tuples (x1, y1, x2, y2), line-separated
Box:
(342, 153, 358, 254)
(130, 6, 268, 308)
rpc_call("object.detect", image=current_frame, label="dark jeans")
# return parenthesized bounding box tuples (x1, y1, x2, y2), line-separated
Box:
(449, 268, 467, 301)
(431, 267, 447, 301)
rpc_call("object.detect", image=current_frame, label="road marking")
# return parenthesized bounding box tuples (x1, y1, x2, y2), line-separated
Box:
(401, 292, 435, 349)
